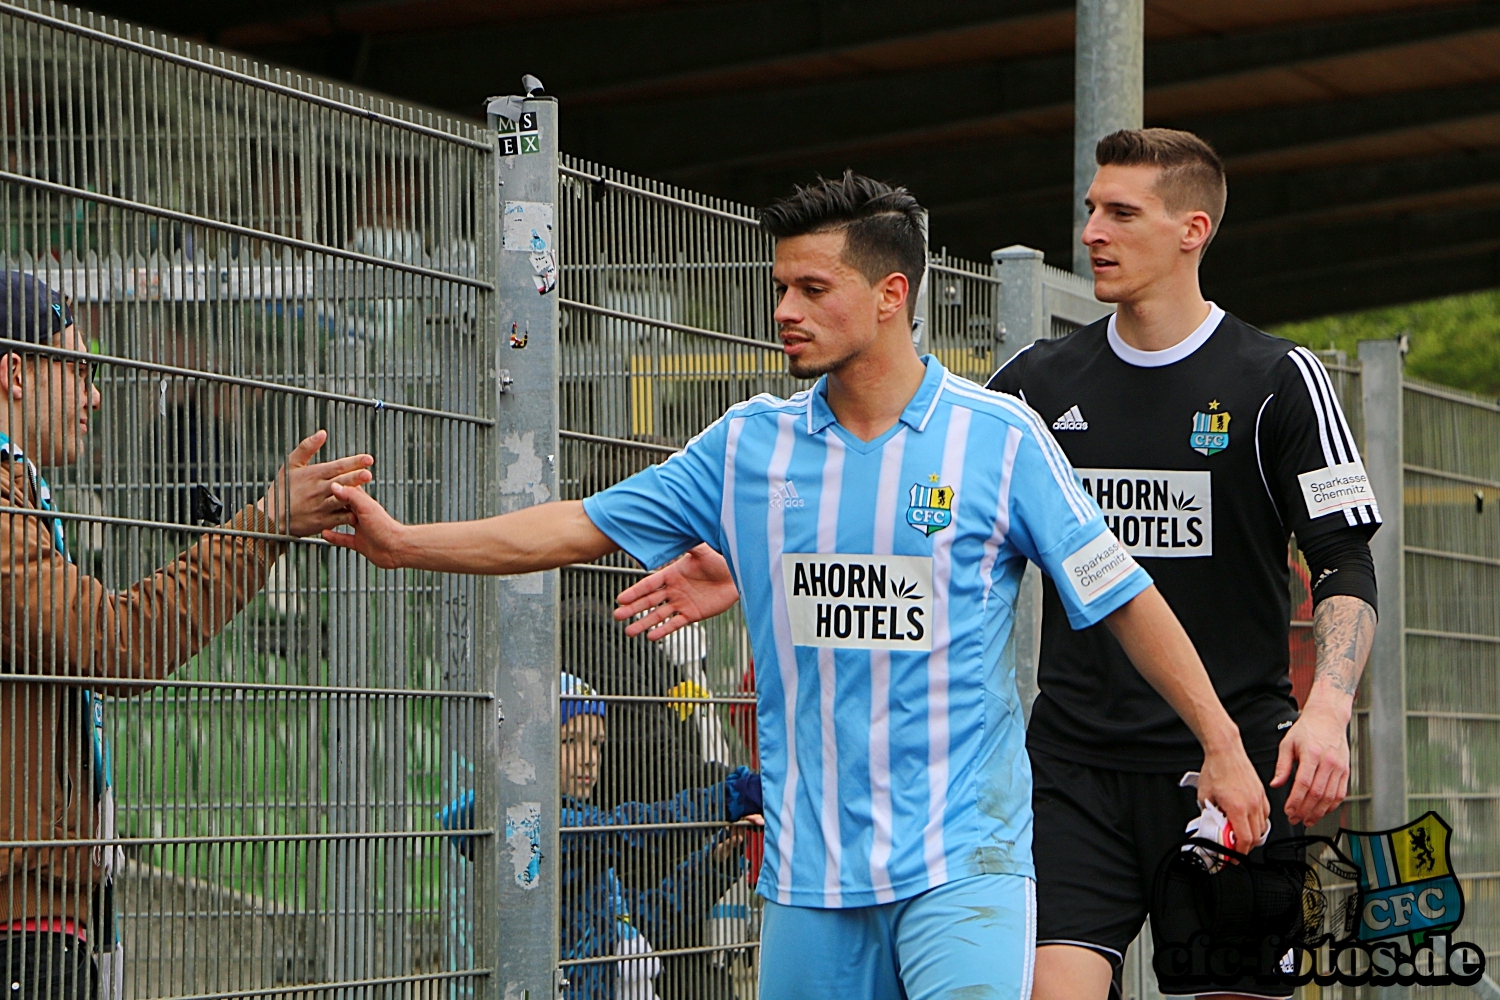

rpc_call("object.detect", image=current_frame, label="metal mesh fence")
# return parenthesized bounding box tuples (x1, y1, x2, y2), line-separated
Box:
(9, 7, 1496, 995)
(1275, 366, 1499, 1000)
(554, 156, 775, 999)
(1402, 378, 1500, 996)
(923, 252, 1000, 385)
(0, 2, 493, 998)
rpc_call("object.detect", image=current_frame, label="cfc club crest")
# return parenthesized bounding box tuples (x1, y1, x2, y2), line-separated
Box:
(906, 483, 954, 536)
(1191, 400, 1232, 456)
(1342, 811, 1463, 947)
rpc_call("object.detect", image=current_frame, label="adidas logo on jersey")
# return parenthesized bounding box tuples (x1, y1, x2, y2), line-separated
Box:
(770, 480, 805, 509)
(1052, 405, 1089, 431)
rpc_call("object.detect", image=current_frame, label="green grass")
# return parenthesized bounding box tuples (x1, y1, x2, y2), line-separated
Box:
(1274, 288, 1500, 398)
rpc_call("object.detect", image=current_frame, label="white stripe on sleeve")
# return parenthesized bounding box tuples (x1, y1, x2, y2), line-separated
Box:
(978, 426, 1025, 610)
(720, 417, 746, 583)
(1294, 347, 1380, 524)
(1287, 348, 1360, 526)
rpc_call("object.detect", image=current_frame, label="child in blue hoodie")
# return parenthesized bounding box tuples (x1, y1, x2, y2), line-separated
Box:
(442, 673, 762, 999)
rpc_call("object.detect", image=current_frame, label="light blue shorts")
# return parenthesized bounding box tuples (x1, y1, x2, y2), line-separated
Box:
(759, 872, 1036, 1000)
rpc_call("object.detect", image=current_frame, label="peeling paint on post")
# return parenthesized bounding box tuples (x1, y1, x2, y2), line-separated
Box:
(484, 92, 561, 999)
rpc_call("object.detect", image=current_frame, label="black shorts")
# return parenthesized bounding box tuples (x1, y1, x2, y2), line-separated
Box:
(1030, 746, 1300, 998)
(0, 933, 98, 1000)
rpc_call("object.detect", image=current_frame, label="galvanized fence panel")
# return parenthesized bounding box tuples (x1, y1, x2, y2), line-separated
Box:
(555, 155, 781, 1000)
(1402, 377, 1500, 995)
(0, 3, 496, 999)
(924, 251, 1001, 385)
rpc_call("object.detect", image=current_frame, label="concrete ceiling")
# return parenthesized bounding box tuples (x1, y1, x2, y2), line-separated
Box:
(77, 0, 1500, 324)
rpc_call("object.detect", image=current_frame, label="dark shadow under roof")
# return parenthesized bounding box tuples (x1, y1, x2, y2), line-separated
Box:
(76, 0, 1500, 324)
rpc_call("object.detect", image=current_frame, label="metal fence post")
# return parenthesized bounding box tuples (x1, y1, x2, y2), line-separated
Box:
(991, 246, 1047, 716)
(1074, 0, 1144, 276)
(485, 93, 562, 999)
(993, 245, 1046, 369)
(1360, 339, 1407, 830)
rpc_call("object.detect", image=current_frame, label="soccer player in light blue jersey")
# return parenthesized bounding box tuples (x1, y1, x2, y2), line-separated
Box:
(323, 172, 1268, 1000)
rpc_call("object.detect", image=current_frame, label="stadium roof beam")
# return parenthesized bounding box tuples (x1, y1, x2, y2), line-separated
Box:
(73, 0, 1500, 322)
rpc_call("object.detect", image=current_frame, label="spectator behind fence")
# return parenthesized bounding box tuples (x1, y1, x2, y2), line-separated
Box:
(441, 673, 763, 1000)
(562, 595, 726, 809)
(0, 272, 374, 1000)
(561, 596, 738, 1000)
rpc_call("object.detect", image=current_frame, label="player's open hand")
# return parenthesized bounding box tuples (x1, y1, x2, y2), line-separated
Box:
(1271, 705, 1350, 827)
(614, 543, 739, 640)
(1198, 741, 1271, 852)
(259, 430, 374, 537)
(322, 481, 408, 569)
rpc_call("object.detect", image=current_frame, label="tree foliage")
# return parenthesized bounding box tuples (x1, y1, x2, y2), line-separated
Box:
(1274, 289, 1500, 398)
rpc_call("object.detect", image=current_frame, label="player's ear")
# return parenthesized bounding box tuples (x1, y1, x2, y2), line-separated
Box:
(876, 271, 909, 323)
(1182, 210, 1213, 255)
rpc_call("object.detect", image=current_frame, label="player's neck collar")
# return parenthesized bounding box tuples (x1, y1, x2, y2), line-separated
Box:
(1107, 302, 1224, 368)
(808, 353, 943, 435)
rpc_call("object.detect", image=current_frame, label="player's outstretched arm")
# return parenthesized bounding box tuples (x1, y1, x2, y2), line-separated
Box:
(613, 543, 739, 639)
(1106, 585, 1270, 847)
(1273, 594, 1375, 826)
(323, 484, 617, 575)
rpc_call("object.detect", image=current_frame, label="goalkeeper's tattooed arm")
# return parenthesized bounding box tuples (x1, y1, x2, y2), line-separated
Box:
(1273, 595, 1376, 826)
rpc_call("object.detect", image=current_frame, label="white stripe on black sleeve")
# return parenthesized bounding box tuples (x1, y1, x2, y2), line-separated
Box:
(1286, 348, 1360, 526)
(1293, 347, 1380, 524)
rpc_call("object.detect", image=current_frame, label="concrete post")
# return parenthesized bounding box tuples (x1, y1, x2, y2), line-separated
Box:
(991, 244, 1048, 717)
(1360, 339, 1406, 830)
(1074, 0, 1144, 276)
(993, 245, 1046, 369)
(485, 94, 562, 1000)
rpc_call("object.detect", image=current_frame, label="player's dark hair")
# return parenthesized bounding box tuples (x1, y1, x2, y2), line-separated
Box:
(760, 171, 926, 319)
(1096, 129, 1227, 254)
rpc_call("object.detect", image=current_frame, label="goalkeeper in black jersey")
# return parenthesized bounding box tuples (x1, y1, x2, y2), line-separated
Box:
(607, 129, 1378, 1000)
(984, 130, 1379, 1000)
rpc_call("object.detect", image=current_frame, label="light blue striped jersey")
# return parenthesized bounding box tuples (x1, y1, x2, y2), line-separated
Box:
(584, 357, 1150, 908)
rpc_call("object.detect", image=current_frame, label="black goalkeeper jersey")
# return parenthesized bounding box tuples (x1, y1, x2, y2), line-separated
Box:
(987, 306, 1381, 771)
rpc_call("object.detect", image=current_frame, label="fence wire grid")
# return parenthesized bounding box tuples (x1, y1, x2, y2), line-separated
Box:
(5, 4, 1498, 1000)
(1, 2, 493, 998)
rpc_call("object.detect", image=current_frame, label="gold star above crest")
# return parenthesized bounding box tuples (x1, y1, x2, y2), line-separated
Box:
(1208, 400, 1220, 410)
(929, 473, 940, 483)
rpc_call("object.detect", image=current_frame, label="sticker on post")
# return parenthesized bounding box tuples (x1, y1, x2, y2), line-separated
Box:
(530, 249, 557, 294)
(494, 110, 540, 157)
(1298, 460, 1379, 519)
(503, 201, 553, 252)
(506, 801, 542, 889)
(1060, 531, 1139, 606)
(781, 553, 933, 651)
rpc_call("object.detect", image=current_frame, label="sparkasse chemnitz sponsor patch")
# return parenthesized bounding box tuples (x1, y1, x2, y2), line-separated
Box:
(1151, 812, 1485, 992)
